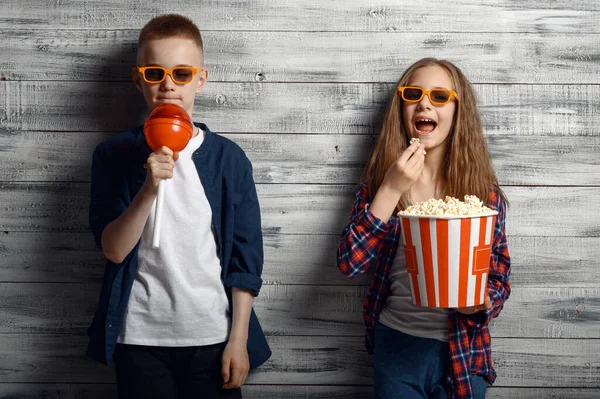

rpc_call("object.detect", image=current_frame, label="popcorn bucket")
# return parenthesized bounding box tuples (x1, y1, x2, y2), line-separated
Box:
(398, 213, 498, 308)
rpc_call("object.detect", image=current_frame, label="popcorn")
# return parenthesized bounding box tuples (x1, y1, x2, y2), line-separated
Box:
(409, 137, 426, 154)
(398, 195, 495, 216)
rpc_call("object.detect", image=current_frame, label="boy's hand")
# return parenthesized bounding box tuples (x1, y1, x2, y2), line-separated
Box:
(455, 295, 492, 315)
(221, 338, 250, 389)
(143, 146, 179, 192)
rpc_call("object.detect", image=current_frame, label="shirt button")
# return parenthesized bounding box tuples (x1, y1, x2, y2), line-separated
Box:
(109, 324, 112, 328)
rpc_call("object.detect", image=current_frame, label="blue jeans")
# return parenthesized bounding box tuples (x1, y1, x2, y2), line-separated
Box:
(374, 322, 488, 399)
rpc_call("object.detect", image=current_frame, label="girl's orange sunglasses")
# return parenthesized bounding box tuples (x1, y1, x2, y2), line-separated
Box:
(135, 66, 202, 84)
(398, 86, 459, 106)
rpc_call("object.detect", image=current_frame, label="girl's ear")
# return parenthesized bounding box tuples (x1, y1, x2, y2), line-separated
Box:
(195, 69, 208, 94)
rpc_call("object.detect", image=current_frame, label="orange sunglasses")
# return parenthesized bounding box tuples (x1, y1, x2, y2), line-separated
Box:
(135, 66, 202, 84)
(398, 86, 459, 106)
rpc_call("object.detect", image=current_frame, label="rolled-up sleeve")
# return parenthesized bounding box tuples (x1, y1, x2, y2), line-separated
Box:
(223, 157, 264, 296)
(337, 183, 393, 278)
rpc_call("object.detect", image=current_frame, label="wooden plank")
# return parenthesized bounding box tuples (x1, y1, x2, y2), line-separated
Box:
(0, 232, 371, 286)
(2, 232, 599, 288)
(1, 384, 599, 399)
(492, 338, 600, 388)
(0, 334, 598, 387)
(507, 236, 600, 287)
(0, 232, 106, 283)
(261, 185, 600, 238)
(0, 232, 371, 285)
(1, 0, 599, 32)
(486, 389, 600, 399)
(0, 384, 118, 399)
(3, 30, 600, 83)
(1, 82, 598, 136)
(0, 183, 599, 237)
(1, 131, 600, 186)
(1, 283, 598, 338)
(261, 286, 600, 339)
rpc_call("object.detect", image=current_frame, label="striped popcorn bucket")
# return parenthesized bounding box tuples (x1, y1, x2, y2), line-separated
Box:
(398, 212, 498, 308)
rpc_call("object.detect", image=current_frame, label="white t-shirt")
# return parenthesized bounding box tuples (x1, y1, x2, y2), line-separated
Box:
(118, 130, 230, 346)
(378, 245, 449, 342)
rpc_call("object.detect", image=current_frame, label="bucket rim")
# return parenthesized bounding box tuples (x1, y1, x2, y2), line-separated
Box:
(397, 211, 498, 220)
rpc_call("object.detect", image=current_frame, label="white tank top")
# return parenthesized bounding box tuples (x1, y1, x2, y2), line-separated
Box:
(118, 129, 230, 346)
(378, 243, 449, 342)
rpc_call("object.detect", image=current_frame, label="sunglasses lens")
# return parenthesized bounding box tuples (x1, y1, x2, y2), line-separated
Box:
(403, 88, 423, 101)
(143, 68, 165, 82)
(430, 90, 450, 104)
(172, 68, 193, 83)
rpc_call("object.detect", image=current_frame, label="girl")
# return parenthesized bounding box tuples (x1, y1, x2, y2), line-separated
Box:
(337, 58, 511, 399)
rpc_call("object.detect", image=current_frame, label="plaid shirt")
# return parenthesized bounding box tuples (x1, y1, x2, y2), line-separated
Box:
(337, 183, 511, 399)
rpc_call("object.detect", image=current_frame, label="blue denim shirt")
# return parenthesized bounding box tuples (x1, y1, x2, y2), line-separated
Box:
(87, 123, 271, 368)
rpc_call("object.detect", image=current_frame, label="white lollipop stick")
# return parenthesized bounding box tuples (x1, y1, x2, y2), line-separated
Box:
(152, 178, 167, 248)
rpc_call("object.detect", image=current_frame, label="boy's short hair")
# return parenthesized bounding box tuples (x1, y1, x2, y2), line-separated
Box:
(138, 14, 204, 57)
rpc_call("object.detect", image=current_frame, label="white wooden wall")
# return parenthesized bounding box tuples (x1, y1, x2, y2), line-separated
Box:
(1, 1, 599, 398)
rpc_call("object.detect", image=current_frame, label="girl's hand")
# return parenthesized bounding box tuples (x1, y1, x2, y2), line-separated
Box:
(221, 338, 250, 389)
(143, 146, 179, 193)
(381, 140, 425, 198)
(455, 295, 492, 315)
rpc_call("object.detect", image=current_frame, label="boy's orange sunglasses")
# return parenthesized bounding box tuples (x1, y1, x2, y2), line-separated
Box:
(135, 66, 202, 84)
(398, 86, 459, 106)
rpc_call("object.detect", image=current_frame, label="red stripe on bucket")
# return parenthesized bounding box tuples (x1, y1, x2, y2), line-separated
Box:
(471, 215, 497, 306)
(436, 219, 449, 307)
(458, 218, 471, 307)
(472, 217, 488, 306)
(402, 218, 421, 306)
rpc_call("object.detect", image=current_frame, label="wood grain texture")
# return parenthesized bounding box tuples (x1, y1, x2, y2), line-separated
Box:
(2, 0, 599, 394)
(486, 388, 600, 399)
(0, 232, 372, 286)
(1, 82, 598, 136)
(1, 131, 599, 186)
(2, 183, 597, 237)
(2, 232, 599, 288)
(0, 334, 598, 387)
(1, 0, 599, 32)
(1, 283, 598, 338)
(3, 30, 600, 83)
(1, 384, 599, 399)
(0, 131, 597, 188)
(492, 338, 600, 388)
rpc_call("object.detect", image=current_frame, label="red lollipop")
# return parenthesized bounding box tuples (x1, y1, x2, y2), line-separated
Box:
(144, 103, 193, 152)
(143, 104, 193, 248)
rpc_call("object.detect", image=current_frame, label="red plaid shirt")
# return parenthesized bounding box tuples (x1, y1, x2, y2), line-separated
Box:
(337, 183, 511, 399)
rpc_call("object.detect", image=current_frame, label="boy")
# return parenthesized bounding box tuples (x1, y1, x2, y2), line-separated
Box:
(86, 14, 271, 399)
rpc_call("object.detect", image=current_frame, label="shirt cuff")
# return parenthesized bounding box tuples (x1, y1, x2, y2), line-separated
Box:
(359, 203, 393, 238)
(224, 273, 263, 296)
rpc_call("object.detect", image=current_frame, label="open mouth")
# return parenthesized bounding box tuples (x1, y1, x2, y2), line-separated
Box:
(414, 118, 437, 133)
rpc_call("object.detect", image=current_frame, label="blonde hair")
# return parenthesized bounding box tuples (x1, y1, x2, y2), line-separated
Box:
(363, 57, 506, 210)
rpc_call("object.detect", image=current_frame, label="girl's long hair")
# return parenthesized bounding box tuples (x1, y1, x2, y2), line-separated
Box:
(363, 58, 507, 210)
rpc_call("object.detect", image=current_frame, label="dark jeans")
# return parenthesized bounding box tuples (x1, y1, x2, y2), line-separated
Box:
(114, 342, 242, 399)
(374, 322, 488, 399)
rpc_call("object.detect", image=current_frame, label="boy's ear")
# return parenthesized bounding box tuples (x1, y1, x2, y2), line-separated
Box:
(132, 68, 143, 92)
(195, 68, 208, 94)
